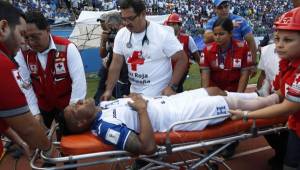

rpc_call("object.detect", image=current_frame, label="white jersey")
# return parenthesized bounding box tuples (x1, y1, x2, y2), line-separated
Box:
(257, 43, 279, 88)
(99, 88, 228, 132)
(113, 21, 183, 97)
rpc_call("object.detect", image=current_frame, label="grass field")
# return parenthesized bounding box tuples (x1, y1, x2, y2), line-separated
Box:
(86, 64, 260, 98)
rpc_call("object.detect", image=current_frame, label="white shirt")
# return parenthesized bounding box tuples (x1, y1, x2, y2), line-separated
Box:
(257, 43, 279, 89)
(15, 35, 87, 115)
(113, 21, 183, 97)
(100, 88, 228, 132)
(188, 36, 199, 53)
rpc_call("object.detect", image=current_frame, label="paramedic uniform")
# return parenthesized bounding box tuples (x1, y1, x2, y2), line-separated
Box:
(15, 35, 86, 127)
(273, 58, 300, 167)
(113, 21, 183, 97)
(0, 43, 29, 117)
(200, 39, 253, 91)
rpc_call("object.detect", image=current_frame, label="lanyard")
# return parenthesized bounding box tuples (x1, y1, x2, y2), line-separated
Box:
(217, 42, 234, 69)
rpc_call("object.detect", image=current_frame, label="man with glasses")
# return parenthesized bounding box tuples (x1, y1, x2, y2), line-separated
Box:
(15, 10, 86, 137)
(204, 0, 257, 76)
(101, 0, 188, 101)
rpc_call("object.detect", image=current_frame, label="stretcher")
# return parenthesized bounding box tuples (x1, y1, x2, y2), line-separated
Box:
(30, 114, 288, 170)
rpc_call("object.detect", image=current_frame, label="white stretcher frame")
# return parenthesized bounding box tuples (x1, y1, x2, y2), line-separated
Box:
(30, 114, 288, 170)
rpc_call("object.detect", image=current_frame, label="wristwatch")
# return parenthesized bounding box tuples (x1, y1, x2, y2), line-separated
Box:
(243, 111, 249, 122)
(168, 83, 178, 92)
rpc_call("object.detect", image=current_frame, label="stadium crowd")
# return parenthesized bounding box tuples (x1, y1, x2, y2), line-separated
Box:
(7, 0, 292, 36)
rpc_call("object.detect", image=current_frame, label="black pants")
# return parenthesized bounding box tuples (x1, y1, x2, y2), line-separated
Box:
(265, 131, 288, 163)
(284, 130, 300, 169)
(94, 66, 130, 105)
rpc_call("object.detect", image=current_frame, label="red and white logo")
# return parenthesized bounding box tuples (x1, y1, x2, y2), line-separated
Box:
(29, 64, 38, 74)
(233, 58, 241, 68)
(55, 62, 66, 74)
(127, 51, 145, 71)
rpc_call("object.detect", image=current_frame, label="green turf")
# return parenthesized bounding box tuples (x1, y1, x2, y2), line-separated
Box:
(87, 64, 260, 98)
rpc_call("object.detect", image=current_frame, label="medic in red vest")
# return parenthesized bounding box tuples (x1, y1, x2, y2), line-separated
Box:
(231, 7, 300, 168)
(165, 13, 201, 92)
(200, 17, 253, 92)
(15, 11, 86, 129)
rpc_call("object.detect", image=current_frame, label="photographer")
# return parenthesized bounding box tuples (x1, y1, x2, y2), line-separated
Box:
(94, 12, 130, 105)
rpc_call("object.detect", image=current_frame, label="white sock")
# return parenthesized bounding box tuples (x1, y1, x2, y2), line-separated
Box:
(225, 93, 280, 111)
(226, 91, 258, 100)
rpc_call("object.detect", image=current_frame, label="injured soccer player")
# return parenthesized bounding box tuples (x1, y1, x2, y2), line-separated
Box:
(63, 87, 280, 155)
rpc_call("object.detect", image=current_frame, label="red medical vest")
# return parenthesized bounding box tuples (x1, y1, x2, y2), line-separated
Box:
(23, 36, 72, 111)
(172, 33, 190, 70)
(200, 39, 253, 91)
(273, 58, 300, 137)
(0, 43, 28, 112)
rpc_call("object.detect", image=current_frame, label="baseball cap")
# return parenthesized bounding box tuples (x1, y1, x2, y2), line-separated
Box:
(213, 0, 229, 7)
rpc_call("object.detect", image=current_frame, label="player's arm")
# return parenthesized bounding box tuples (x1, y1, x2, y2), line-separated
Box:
(126, 93, 156, 155)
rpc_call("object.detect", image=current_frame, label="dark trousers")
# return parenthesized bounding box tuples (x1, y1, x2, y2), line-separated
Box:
(284, 130, 300, 169)
(94, 66, 130, 105)
(265, 131, 288, 163)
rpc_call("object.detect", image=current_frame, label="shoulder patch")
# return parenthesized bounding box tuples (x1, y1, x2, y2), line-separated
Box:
(105, 128, 120, 145)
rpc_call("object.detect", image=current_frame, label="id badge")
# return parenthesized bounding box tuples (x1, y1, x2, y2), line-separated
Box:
(219, 63, 224, 69)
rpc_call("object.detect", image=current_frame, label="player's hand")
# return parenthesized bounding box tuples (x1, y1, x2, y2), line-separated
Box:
(161, 86, 176, 96)
(229, 110, 243, 120)
(101, 90, 112, 101)
(127, 93, 148, 113)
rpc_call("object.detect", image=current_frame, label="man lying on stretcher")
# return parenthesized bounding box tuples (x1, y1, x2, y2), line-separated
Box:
(63, 87, 281, 155)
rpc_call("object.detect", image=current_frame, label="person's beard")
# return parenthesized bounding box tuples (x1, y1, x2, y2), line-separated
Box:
(4, 31, 19, 56)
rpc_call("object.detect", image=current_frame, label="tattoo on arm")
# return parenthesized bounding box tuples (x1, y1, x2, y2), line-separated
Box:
(124, 132, 142, 154)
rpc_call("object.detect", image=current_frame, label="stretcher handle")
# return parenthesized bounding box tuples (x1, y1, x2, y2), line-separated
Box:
(165, 114, 230, 154)
(250, 118, 258, 137)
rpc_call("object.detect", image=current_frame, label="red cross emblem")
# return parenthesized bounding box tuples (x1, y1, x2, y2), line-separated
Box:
(57, 63, 63, 69)
(127, 51, 144, 71)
